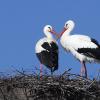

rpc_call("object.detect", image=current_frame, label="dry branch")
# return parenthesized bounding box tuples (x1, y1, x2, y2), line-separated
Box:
(0, 69, 99, 100)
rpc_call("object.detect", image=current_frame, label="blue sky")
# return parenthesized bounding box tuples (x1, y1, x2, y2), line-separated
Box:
(0, 0, 100, 77)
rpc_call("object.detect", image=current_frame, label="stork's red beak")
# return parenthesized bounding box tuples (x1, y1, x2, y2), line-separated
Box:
(59, 27, 67, 38)
(50, 29, 59, 39)
(50, 29, 57, 35)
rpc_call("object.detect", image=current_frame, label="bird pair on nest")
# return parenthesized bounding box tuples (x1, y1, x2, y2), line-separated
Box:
(35, 20, 100, 78)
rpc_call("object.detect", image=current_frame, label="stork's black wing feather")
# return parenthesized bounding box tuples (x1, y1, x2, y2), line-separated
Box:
(37, 41, 58, 72)
(77, 48, 100, 59)
(41, 42, 51, 51)
(91, 38, 100, 48)
(50, 42, 58, 51)
(41, 41, 58, 51)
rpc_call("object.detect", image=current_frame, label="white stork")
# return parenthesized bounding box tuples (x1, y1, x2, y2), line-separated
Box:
(35, 25, 58, 76)
(58, 20, 100, 78)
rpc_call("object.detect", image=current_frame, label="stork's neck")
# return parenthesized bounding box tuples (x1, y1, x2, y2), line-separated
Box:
(45, 31, 53, 39)
(61, 28, 72, 38)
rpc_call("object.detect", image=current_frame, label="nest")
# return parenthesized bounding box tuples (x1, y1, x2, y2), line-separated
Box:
(0, 69, 100, 100)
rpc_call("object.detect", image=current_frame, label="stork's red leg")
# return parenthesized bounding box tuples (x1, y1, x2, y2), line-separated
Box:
(80, 61, 87, 78)
(40, 63, 42, 78)
(83, 62, 87, 78)
(80, 63, 84, 76)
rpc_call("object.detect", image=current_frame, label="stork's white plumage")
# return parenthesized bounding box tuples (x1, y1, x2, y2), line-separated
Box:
(35, 25, 58, 75)
(59, 20, 100, 78)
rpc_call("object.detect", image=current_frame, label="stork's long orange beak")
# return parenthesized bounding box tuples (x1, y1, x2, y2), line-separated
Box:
(50, 29, 59, 39)
(50, 29, 57, 35)
(59, 27, 67, 37)
(52, 27, 68, 40)
(50, 27, 68, 40)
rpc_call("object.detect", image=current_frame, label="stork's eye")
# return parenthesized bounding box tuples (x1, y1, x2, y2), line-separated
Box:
(48, 27, 51, 29)
(66, 24, 68, 27)
(48, 27, 51, 31)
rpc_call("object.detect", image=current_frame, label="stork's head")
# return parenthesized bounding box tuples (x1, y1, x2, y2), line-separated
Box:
(43, 25, 57, 34)
(43, 25, 57, 39)
(64, 20, 75, 30)
(59, 20, 75, 38)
